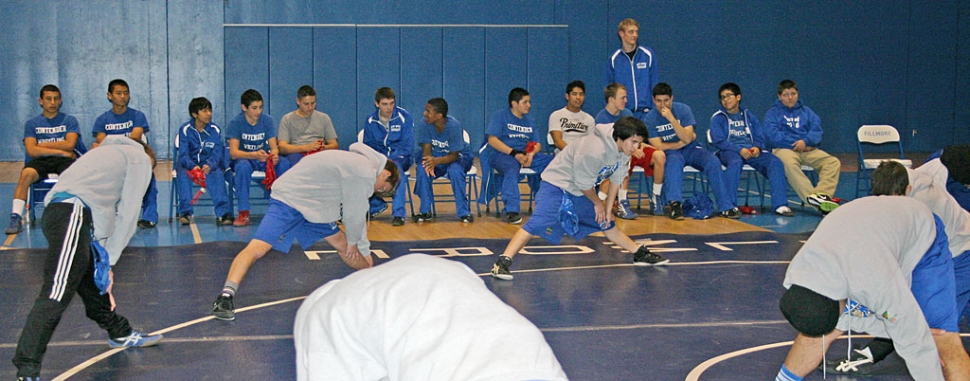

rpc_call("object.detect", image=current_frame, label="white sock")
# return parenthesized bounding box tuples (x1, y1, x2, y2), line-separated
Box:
(12, 199, 25, 216)
(619, 189, 628, 200)
(598, 191, 607, 201)
(652, 184, 662, 197)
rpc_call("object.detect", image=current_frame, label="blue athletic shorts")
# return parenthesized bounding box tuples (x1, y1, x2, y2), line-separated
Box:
(522, 181, 614, 245)
(911, 214, 959, 332)
(254, 199, 341, 253)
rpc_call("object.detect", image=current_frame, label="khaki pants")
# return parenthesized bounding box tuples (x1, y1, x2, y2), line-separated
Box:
(772, 148, 841, 202)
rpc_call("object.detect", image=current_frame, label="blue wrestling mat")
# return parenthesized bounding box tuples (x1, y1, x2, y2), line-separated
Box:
(1, 231, 967, 380)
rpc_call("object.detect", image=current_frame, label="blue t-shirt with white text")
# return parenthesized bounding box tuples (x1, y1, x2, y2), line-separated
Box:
(485, 108, 538, 151)
(641, 102, 697, 146)
(226, 112, 277, 153)
(92, 108, 150, 137)
(24, 113, 85, 159)
(417, 115, 470, 158)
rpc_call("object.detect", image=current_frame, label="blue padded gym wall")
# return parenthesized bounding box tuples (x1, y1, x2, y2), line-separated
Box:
(1, 0, 969, 161)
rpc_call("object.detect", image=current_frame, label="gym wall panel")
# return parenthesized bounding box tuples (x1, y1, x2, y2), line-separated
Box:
(957, 0, 970, 143)
(268, 27, 314, 120)
(224, 28, 270, 127)
(527, 27, 570, 141)
(906, 1, 959, 151)
(442, 28, 486, 151)
(558, 0, 609, 115)
(313, 27, 358, 149)
(484, 28, 529, 130)
(400, 27, 443, 117)
(66, 2, 159, 157)
(706, 2, 804, 122)
(832, 3, 909, 153)
(648, 1, 726, 131)
(356, 27, 402, 132)
(0, 3, 56, 160)
(225, 0, 360, 25)
(5, 1, 970, 162)
(225, 0, 558, 26)
(167, 0, 225, 133)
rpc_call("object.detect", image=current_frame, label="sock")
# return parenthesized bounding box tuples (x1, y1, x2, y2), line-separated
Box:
(498, 255, 513, 266)
(774, 364, 802, 381)
(652, 184, 662, 196)
(619, 189, 628, 200)
(598, 191, 607, 201)
(12, 199, 25, 216)
(222, 281, 238, 297)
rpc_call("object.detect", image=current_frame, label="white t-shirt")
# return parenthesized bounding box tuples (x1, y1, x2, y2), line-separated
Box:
(294, 254, 568, 381)
(548, 107, 595, 149)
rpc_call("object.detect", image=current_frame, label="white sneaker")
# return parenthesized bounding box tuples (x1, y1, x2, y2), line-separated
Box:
(774, 206, 794, 217)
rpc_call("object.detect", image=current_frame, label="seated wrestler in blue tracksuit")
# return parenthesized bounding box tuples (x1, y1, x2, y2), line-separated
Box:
(175, 97, 231, 225)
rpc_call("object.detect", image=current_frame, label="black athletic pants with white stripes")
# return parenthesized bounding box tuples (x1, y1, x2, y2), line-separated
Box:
(12, 201, 131, 377)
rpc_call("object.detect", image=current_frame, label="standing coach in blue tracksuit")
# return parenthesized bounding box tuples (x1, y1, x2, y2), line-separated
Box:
(605, 18, 659, 120)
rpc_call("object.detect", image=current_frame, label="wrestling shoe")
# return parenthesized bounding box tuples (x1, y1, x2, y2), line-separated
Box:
(108, 330, 163, 348)
(506, 212, 522, 225)
(616, 199, 637, 220)
(633, 246, 669, 266)
(233, 210, 250, 227)
(719, 207, 741, 219)
(212, 294, 235, 321)
(664, 201, 684, 220)
(412, 213, 433, 222)
(391, 217, 405, 226)
(774, 205, 794, 217)
(369, 203, 388, 219)
(822, 347, 874, 375)
(178, 214, 192, 226)
(17, 377, 40, 381)
(6, 213, 23, 234)
(136, 219, 156, 229)
(459, 215, 474, 223)
(490, 255, 513, 280)
(651, 194, 663, 216)
(218, 214, 234, 226)
(807, 193, 839, 215)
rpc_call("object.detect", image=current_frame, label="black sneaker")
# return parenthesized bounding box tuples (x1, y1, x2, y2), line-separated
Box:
(212, 294, 235, 321)
(17, 377, 40, 381)
(506, 212, 522, 224)
(412, 213, 433, 222)
(459, 215, 474, 223)
(490, 255, 514, 280)
(664, 201, 684, 220)
(719, 207, 741, 219)
(218, 214, 234, 226)
(137, 219, 156, 229)
(633, 246, 669, 266)
(178, 214, 192, 226)
(391, 217, 405, 226)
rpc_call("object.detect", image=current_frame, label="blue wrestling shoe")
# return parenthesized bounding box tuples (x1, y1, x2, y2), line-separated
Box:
(616, 199, 637, 220)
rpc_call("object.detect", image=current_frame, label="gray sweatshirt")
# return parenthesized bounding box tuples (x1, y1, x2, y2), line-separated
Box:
(908, 168, 970, 256)
(784, 196, 943, 380)
(44, 135, 152, 266)
(270, 142, 386, 255)
(540, 123, 629, 196)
